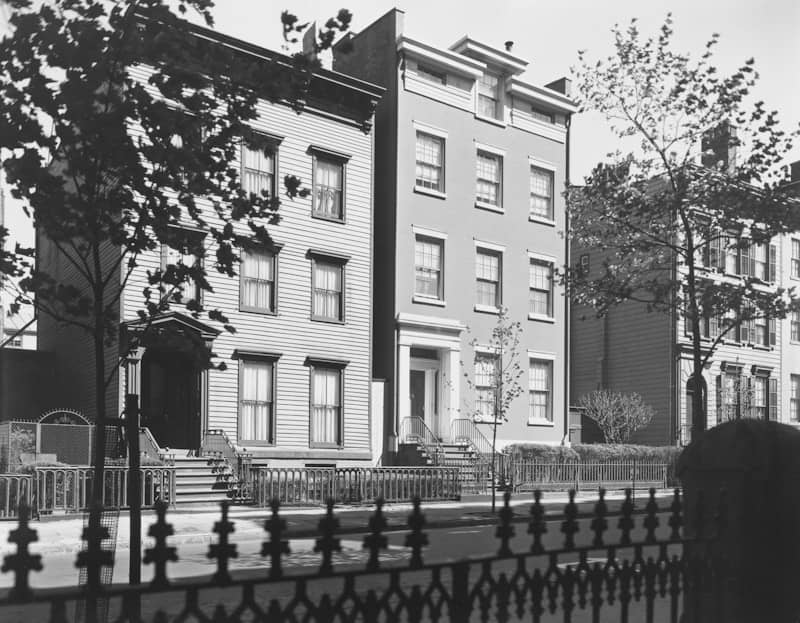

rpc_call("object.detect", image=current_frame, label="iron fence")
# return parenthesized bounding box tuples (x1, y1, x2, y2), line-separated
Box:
(251, 466, 462, 506)
(0, 488, 726, 622)
(0, 474, 33, 518)
(509, 460, 668, 493)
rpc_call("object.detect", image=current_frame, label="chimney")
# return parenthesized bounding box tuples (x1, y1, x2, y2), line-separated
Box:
(302, 22, 318, 62)
(545, 77, 572, 98)
(701, 121, 738, 173)
(504, 41, 514, 52)
(791, 161, 800, 183)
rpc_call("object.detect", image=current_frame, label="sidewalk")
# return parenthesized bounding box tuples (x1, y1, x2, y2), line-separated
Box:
(0, 489, 676, 555)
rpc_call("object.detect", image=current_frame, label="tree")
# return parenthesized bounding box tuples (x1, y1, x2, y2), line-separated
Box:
(566, 15, 800, 441)
(578, 390, 655, 444)
(0, 0, 353, 507)
(461, 308, 525, 512)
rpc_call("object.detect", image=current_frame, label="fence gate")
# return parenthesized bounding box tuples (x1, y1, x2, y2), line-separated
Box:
(38, 409, 93, 466)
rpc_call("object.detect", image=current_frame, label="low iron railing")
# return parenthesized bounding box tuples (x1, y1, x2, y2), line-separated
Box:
(510, 460, 668, 492)
(450, 417, 492, 459)
(201, 429, 253, 501)
(0, 473, 33, 518)
(399, 416, 445, 464)
(251, 466, 462, 506)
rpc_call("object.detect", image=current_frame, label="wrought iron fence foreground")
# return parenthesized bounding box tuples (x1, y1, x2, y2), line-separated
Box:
(0, 488, 727, 622)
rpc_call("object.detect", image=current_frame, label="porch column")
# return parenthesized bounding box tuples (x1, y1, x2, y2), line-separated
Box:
(200, 340, 212, 437)
(397, 343, 411, 439)
(125, 347, 145, 396)
(447, 347, 461, 432)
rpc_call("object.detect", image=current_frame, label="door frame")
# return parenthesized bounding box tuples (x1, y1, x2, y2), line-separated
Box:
(410, 356, 441, 440)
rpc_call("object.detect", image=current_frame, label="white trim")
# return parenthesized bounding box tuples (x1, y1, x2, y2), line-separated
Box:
(528, 156, 557, 172)
(474, 343, 500, 355)
(507, 78, 578, 114)
(398, 36, 486, 78)
(527, 418, 555, 427)
(397, 312, 466, 333)
(475, 201, 505, 214)
(528, 313, 556, 323)
(413, 295, 446, 307)
(527, 350, 557, 360)
(412, 120, 449, 140)
(412, 225, 448, 240)
(449, 37, 528, 74)
(474, 141, 506, 157)
(474, 114, 506, 128)
(474, 304, 500, 315)
(473, 238, 506, 253)
(414, 186, 447, 200)
(527, 250, 557, 263)
(529, 215, 556, 227)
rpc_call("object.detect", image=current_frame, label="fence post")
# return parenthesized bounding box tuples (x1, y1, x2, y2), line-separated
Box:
(125, 393, 142, 622)
(451, 560, 471, 620)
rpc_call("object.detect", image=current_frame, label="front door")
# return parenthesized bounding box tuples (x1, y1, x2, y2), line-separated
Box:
(141, 349, 200, 450)
(410, 357, 440, 439)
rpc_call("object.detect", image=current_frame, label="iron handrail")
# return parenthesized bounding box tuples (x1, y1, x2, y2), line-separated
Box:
(449, 417, 492, 460)
(399, 416, 445, 464)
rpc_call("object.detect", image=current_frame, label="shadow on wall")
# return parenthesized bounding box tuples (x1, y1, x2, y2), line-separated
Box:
(0, 349, 58, 421)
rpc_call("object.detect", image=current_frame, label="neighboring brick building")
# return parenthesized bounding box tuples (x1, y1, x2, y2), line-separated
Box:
(333, 9, 576, 461)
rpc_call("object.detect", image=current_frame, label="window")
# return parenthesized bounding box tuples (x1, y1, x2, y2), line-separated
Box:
(735, 240, 776, 281)
(474, 354, 498, 421)
(161, 229, 204, 304)
(529, 259, 553, 317)
(792, 239, 800, 279)
(417, 64, 446, 85)
(738, 304, 775, 346)
(477, 71, 501, 119)
(791, 375, 800, 422)
(717, 371, 743, 423)
(414, 236, 444, 300)
(749, 242, 768, 281)
(791, 310, 800, 342)
(751, 376, 767, 419)
(530, 167, 554, 220)
(313, 156, 344, 221)
(415, 132, 445, 193)
(528, 360, 553, 423)
(241, 142, 275, 197)
(240, 248, 276, 313)
(311, 258, 344, 322)
(476, 249, 501, 308)
(476, 151, 502, 207)
(530, 106, 555, 124)
(310, 364, 342, 447)
(239, 359, 275, 444)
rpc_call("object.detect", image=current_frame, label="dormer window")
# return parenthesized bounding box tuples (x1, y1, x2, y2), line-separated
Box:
(417, 64, 447, 86)
(477, 71, 501, 120)
(530, 106, 555, 124)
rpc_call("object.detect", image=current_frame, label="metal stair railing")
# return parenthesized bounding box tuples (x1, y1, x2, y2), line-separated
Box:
(201, 429, 253, 501)
(450, 418, 492, 461)
(399, 417, 445, 465)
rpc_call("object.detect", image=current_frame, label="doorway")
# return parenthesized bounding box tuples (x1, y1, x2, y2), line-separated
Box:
(141, 348, 200, 450)
(410, 352, 441, 440)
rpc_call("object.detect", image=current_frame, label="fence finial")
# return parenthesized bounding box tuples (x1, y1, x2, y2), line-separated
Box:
(208, 500, 237, 585)
(261, 498, 290, 579)
(668, 488, 683, 541)
(1, 501, 42, 602)
(363, 497, 388, 571)
(618, 488, 635, 546)
(496, 490, 515, 557)
(314, 498, 341, 575)
(144, 500, 177, 589)
(644, 488, 660, 544)
(529, 489, 547, 554)
(405, 496, 428, 569)
(590, 488, 608, 548)
(561, 490, 579, 550)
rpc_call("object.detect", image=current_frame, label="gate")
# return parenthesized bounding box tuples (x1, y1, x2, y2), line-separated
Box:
(0, 487, 726, 622)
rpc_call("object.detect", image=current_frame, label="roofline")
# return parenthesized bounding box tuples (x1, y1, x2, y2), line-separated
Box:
(449, 36, 528, 74)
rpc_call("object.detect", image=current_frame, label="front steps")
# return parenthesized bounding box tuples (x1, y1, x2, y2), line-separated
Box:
(398, 440, 491, 493)
(168, 453, 232, 505)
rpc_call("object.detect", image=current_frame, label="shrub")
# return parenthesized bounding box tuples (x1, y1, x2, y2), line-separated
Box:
(504, 443, 580, 463)
(578, 390, 655, 443)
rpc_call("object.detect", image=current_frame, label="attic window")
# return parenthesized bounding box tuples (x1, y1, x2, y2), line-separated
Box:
(417, 64, 447, 86)
(530, 106, 555, 124)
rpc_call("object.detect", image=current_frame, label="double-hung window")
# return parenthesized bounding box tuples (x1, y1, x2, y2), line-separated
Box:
(475, 249, 501, 309)
(529, 259, 553, 318)
(415, 131, 445, 193)
(792, 239, 800, 279)
(309, 361, 345, 447)
(476, 151, 502, 207)
(311, 254, 346, 322)
(791, 310, 800, 342)
(312, 151, 345, 221)
(161, 228, 205, 305)
(791, 375, 800, 421)
(417, 64, 447, 85)
(530, 106, 555, 124)
(241, 141, 276, 198)
(238, 357, 276, 444)
(530, 166, 554, 220)
(477, 71, 501, 120)
(474, 353, 499, 422)
(240, 248, 277, 313)
(528, 359, 553, 423)
(751, 376, 768, 420)
(414, 236, 444, 301)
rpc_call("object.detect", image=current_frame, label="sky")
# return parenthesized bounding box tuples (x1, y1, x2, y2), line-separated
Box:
(1, 0, 799, 250)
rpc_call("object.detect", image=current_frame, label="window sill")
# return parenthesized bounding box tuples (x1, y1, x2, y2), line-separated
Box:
(240, 440, 276, 447)
(311, 316, 346, 325)
(474, 113, 506, 128)
(474, 304, 500, 315)
(240, 307, 278, 316)
(413, 295, 446, 307)
(473, 415, 503, 424)
(527, 418, 555, 427)
(749, 344, 773, 351)
(475, 201, 504, 214)
(529, 215, 556, 227)
(309, 443, 344, 449)
(528, 313, 555, 324)
(414, 186, 447, 200)
(312, 212, 346, 224)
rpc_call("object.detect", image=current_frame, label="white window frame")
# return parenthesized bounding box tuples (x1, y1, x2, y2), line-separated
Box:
(413, 123, 448, 198)
(241, 140, 277, 198)
(308, 361, 344, 448)
(476, 70, 502, 121)
(527, 351, 556, 426)
(474, 352, 500, 423)
(792, 239, 800, 280)
(310, 148, 347, 222)
(238, 356, 277, 445)
(475, 247, 502, 312)
(791, 374, 800, 422)
(310, 255, 346, 323)
(161, 227, 205, 306)
(413, 228, 446, 305)
(528, 252, 555, 322)
(240, 247, 278, 314)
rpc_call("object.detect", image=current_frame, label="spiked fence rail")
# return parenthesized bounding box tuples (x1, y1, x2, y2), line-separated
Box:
(0, 487, 727, 622)
(509, 460, 669, 492)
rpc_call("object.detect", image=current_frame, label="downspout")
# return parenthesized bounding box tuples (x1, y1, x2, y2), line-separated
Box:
(562, 112, 572, 445)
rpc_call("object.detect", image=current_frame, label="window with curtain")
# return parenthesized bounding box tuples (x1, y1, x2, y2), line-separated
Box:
(311, 366, 342, 446)
(239, 359, 274, 443)
(415, 132, 445, 192)
(162, 229, 204, 304)
(313, 156, 344, 220)
(476, 249, 501, 308)
(751, 376, 767, 419)
(529, 259, 553, 317)
(474, 354, 499, 421)
(793, 239, 800, 278)
(791, 375, 800, 421)
(528, 360, 553, 423)
(529, 166, 554, 219)
(312, 259, 343, 321)
(241, 143, 275, 197)
(414, 236, 443, 299)
(240, 249, 276, 313)
(477, 71, 500, 119)
(476, 151, 502, 206)
(791, 310, 800, 342)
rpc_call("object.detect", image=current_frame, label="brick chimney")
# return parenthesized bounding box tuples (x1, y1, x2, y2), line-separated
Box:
(781, 160, 800, 198)
(545, 77, 572, 97)
(701, 121, 738, 173)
